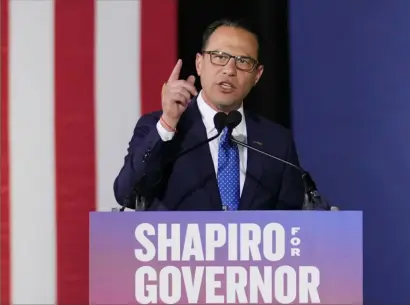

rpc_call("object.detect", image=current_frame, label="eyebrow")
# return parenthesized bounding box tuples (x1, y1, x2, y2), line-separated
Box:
(213, 49, 255, 58)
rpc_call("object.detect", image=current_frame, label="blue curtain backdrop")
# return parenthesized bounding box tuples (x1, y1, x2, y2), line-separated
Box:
(289, 0, 410, 303)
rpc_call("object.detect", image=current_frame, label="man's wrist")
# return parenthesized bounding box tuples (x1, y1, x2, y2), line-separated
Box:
(160, 115, 178, 132)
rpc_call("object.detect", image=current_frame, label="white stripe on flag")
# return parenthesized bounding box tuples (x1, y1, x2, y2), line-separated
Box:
(2, 0, 177, 303)
(9, 0, 56, 303)
(95, 0, 140, 212)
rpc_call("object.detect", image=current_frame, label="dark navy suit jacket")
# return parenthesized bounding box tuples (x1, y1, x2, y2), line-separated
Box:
(114, 96, 304, 211)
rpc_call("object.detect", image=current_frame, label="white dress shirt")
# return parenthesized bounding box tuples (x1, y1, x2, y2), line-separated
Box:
(156, 91, 248, 195)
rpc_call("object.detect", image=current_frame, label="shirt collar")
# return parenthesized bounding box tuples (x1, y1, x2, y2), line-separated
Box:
(196, 90, 246, 137)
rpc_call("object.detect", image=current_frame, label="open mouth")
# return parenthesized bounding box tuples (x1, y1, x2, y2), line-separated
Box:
(218, 81, 236, 91)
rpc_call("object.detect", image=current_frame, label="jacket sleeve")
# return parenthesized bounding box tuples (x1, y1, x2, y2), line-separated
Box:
(113, 112, 177, 208)
(276, 133, 305, 210)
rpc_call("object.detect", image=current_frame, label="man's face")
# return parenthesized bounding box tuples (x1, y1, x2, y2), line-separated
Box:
(195, 26, 264, 111)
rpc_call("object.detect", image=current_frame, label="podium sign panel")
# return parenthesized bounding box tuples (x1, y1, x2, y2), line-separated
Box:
(89, 211, 362, 304)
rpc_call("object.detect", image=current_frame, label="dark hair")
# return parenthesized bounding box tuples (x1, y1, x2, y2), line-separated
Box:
(201, 18, 261, 59)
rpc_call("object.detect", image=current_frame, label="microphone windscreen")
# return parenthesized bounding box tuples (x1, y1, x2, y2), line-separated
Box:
(227, 110, 242, 129)
(213, 112, 228, 133)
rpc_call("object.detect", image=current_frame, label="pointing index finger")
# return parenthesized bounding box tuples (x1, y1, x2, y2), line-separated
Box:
(168, 59, 182, 82)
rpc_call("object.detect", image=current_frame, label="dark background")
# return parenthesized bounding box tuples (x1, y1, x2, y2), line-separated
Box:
(177, 0, 410, 304)
(177, 0, 291, 129)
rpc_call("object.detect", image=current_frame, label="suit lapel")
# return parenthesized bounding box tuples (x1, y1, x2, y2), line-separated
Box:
(177, 99, 222, 210)
(239, 111, 266, 210)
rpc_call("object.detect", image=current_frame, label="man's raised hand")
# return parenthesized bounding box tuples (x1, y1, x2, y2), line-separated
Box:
(160, 59, 198, 130)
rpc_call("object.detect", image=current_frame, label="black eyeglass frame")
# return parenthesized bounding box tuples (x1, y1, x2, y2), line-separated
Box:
(202, 50, 260, 72)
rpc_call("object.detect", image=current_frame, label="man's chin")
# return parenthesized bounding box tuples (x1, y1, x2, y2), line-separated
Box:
(202, 92, 242, 111)
(214, 100, 241, 112)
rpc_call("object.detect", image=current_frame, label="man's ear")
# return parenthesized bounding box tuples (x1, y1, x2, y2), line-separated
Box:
(254, 64, 264, 86)
(195, 53, 203, 76)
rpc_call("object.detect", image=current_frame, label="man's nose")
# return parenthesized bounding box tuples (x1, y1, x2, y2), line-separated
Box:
(222, 58, 237, 76)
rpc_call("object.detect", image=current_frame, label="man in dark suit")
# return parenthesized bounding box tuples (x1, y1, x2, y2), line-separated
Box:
(114, 18, 304, 211)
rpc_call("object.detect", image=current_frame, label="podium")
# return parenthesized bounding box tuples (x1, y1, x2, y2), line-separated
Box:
(89, 211, 362, 304)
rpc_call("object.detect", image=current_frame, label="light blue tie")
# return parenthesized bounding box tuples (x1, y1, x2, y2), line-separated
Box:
(217, 127, 240, 211)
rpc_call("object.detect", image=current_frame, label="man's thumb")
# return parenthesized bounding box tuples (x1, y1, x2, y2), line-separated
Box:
(187, 75, 195, 84)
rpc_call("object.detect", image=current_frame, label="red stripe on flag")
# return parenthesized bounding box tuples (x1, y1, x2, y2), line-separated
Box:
(0, 0, 11, 303)
(54, 1, 96, 303)
(140, 0, 177, 114)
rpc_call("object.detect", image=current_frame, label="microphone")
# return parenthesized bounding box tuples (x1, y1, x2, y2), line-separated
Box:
(225, 110, 330, 211)
(173, 111, 227, 160)
(119, 112, 228, 211)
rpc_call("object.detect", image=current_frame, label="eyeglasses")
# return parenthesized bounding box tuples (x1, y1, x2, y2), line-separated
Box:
(202, 50, 259, 72)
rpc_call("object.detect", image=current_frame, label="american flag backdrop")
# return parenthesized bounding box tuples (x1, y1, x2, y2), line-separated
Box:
(1, 0, 177, 304)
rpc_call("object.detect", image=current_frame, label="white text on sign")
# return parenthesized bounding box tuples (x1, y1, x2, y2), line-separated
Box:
(133, 223, 320, 304)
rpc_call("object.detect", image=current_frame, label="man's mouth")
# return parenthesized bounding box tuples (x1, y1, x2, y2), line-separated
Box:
(218, 81, 235, 90)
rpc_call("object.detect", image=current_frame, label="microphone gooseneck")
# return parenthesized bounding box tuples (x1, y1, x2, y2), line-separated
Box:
(225, 110, 330, 211)
(120, 112, 229, 211)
